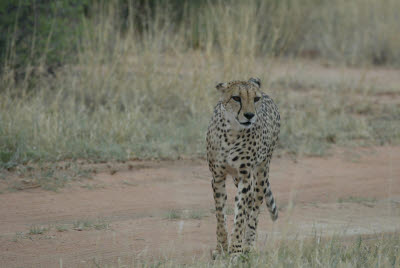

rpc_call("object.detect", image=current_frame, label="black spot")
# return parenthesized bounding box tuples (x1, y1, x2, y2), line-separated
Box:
(269, 197, 274, 204)
(240, 170, 247, 174)
(232, 156, 239, 161)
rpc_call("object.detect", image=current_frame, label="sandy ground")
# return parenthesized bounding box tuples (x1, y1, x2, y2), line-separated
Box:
(0, 146, 399, 267)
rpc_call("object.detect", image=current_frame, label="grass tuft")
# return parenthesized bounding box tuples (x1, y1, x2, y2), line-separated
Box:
(188, 210, 207, 220)
(55, 225, 69, 232)
(338, 196, 378, 204)
(165, 209, 183, 220)
(28, 225, 49, 235)
(73, 219, 109, 231)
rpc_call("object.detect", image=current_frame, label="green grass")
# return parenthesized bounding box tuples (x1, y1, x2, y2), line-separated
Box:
(55, 224, 69, 232)
(93, 221, 110, 231)
(73, 219, 109, 231)
(1, 0, 400, 170)
(80, 183, 105, 190)
(165, 209, 183, 220)
(188, 210, 208, 220)
(28, 225, 49, 235)
(165, 209, 209, 220)
(210, 205, 235, 216)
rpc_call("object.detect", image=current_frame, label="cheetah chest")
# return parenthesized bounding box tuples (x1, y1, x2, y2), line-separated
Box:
(220, 127, 271, 170)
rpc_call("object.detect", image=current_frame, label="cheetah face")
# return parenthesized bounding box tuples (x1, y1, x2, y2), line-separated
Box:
(216, 78, 262, 129)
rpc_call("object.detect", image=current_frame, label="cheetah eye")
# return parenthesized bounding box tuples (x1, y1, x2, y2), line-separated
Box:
(254, 96, 261, 102)
(232, 96, 241, 102)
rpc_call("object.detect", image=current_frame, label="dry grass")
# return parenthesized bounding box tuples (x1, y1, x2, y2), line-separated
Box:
(95, 233, 400, 267)
(2, 162, 93, 192)
(0, 4, 398, 265)
(302, 0, 400, 66)
(0, 0, 399, 169)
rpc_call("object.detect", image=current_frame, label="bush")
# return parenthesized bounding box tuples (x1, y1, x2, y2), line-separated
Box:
(0, 0, 89, 80)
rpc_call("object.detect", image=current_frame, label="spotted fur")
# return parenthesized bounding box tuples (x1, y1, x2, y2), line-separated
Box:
(206, 78, 280, 257)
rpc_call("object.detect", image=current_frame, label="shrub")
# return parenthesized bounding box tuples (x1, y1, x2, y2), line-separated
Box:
(0, 0, 89, 80)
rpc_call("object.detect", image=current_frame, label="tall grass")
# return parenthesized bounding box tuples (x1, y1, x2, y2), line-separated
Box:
(1, 0, 400, 167)
(303, 0, 400, 65)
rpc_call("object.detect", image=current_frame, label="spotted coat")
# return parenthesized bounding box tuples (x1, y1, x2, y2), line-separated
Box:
(206, 78, 280, 257)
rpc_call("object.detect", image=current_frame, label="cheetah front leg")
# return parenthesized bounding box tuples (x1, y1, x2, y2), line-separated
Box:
(233, 174, 256, 254)
(211, 174, 228, 258)
(229, 169, 252, 258)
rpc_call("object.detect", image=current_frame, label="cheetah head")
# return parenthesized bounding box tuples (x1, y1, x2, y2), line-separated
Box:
(216, 77, 262, 129)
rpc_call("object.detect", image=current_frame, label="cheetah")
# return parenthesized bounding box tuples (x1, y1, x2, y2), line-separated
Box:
(206, 77, 280, 259)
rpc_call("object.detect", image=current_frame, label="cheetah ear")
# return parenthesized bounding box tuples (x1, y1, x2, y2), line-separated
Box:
(248, 77, 261, 88)
(216, 82, 228, 91)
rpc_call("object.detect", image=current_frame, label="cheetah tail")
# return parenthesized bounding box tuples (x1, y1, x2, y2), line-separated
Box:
(265, 180, 278, 221)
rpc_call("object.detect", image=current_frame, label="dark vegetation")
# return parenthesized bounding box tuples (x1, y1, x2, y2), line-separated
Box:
(2, 0, 400, 79)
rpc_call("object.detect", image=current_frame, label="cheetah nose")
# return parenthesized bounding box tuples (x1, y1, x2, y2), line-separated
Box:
(244, 113, 255, 120)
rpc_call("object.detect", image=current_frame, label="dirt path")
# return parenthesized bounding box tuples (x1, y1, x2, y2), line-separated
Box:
(1, 147, 399, 267)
